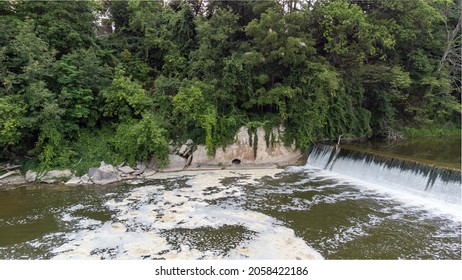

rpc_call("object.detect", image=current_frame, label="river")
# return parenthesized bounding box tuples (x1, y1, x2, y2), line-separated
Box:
(0, 137, 460, 259)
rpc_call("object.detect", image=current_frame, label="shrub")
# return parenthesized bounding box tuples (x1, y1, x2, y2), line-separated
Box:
(114, 113, 169, 166)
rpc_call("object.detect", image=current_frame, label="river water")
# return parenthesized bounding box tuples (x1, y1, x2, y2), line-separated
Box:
(0, 137, 460, 260)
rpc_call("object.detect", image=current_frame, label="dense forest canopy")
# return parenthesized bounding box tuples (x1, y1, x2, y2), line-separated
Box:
(0, 0, 460, 171)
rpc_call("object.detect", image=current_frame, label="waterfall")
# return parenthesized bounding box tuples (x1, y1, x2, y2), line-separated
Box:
(306, 144, 336, 169)
(306, 144, 461, 205)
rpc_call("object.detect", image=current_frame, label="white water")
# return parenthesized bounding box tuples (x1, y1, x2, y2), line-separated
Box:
(306, 144, 462, 217)
(52, 170, 323, 260)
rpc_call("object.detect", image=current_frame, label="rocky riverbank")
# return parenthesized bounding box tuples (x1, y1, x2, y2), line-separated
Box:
(1, 126, 303, 187)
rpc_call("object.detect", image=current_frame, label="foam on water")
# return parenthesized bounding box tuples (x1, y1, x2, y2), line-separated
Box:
(304, 144, 462, 220)
(304, 167, 462, 220)
(275, 165, 460, 258)
(52, 169, 323, 260)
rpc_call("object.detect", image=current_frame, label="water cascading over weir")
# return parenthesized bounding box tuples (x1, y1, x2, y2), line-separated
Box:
(306, 144, 461, 205)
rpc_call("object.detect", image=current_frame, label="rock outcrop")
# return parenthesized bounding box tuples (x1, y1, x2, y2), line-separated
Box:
(40, 170, 73, 183)
(157, 139, 194, 172)
(0, 172, 25, 186)
(177, 139, 194, 157)
(159, 154, 187, 172)
(190, 126, 301, 168)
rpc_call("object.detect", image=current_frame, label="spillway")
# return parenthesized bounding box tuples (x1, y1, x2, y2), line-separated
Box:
(307, 143, 461, 205)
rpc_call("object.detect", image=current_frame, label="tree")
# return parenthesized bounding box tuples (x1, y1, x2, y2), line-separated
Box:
(173, 83, 217, 153)
(1, 20, 63, 162)
(189, 7, 241, 78)
(0, 96, 25, 149)
(102, 66, 151, 121)
(313, 0, 394, 70)
(13, 0, 98, 56)
(369, 0, 460, 127)
(435, 0, 461, 95)
(56, 48, 112, 129)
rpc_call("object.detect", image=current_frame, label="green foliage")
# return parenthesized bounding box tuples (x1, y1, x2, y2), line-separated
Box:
(56, 47, 112, 128)
(114, 113, 169, 166)
(188, 7, 241, 81)
(0, 96, 25, 146)
(1, 0, 460, 169)
(34, 100, 66, 168)
(8, 20, 57, 86)
(284, 62, 339, 150)
(36, 123, 67, 168)
(108, 0, 131, 31)
(172, 83, 218, 154)
(68, 128, 120, 176)
(316, 0, 394, 68)
(150, 75, 181, 134)
(117, 49, 153, 86)
(14, 0, 97, 55)
(102, 67, 151, 120)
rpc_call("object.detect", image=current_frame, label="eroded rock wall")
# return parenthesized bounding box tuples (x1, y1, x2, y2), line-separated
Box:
(190, 126, 301, 168)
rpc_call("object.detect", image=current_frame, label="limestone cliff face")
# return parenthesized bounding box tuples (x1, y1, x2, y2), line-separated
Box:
(190, 126, 302, 167)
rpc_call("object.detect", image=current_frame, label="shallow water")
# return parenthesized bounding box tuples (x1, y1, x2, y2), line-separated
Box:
(0, 166, 460, 260)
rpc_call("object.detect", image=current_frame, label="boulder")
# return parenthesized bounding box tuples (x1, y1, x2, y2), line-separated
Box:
(25, 170, 38, 183)
(185, 154, 193, 167)
(146, 157, 159, 170)
(90, 163, 119, 185)
(135, 161, 147, 172)
(178, 144, 189, 156)
(159, 154, 187, 172)
(80, 174, 91, 184)
(0, 174, 25, 185)
(118, 172, 132, 178)
(178, 139, 194, 157)
(40, 170, 73, 183)
(87, 168, 98, 178)
(65, 176, 82, 186)
(168, 145, 177, 154)
(117, 166, 134, 174)
(141, 168, 157, 178)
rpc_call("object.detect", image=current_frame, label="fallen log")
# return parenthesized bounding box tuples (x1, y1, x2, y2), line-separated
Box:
(1, 164, 21, 171)
(0, 170, 20, 180)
